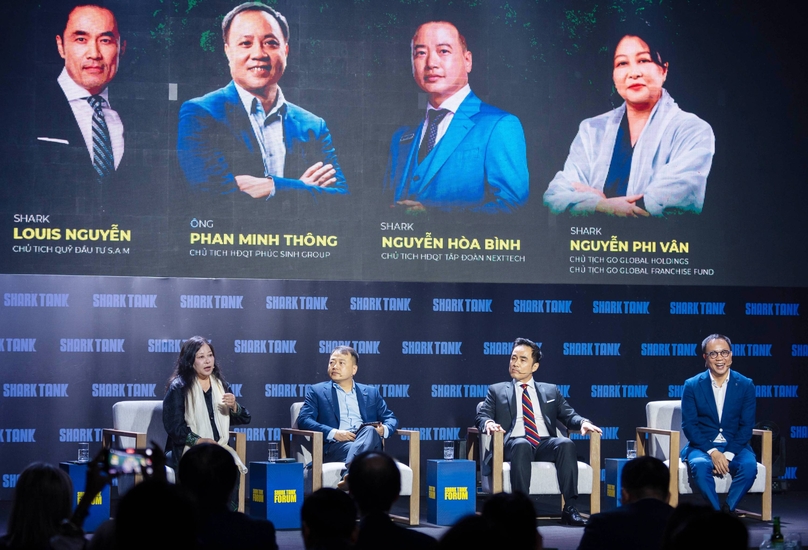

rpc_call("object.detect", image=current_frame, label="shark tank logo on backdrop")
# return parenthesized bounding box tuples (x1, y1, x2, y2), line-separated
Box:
(731, 343, 773, 357)
(745, 302, 799, 316)
(3, 384, 68, 397)
(0, 429, 36, 443)
(432, 298, 492, 312)
(571, 426, 618, 440)
(180, 295, 244, 309)
(399, 427, 461, 441)
(60, 339, 125, 352)
(563, 343, 620, 356)
(641, 343, 698, 356)
(791, 426, 808, 438)
(0, 338, 36, 352)
(2, 474, 20, 488)
(592, 301, 650, 314)
(92, 294, 157, 308)
(232, 427, 282, 441)
(3, 293, 69, 307)
(755, 385, 798, 398)
(59, 428, 103, 442)
(513, 300, 572, 313)
(669, 302, 726, 314)
(431, 385, 489, 398)
(483, 341, 543, 355)
(591, 385, 648, 397)
(792, 345, 808, 357)
(668, 385, 685, 398)
(350, 297, 412, 311)
(91, 384, 157, 397)
(402, 341, 462, 354)
(148, 339, 183, 353)
(235, 340, 297, 353)
(265, 296, 328, 310)
(318, 341, 380, 354)
(265, 384, 311, 397)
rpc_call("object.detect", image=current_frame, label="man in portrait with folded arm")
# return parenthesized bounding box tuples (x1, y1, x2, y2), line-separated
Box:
(177, 2, 347, 206)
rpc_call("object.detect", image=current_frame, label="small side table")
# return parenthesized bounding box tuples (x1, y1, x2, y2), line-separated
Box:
(427, 459, 476, 525)
(249, 461, 304, 529)
(59, 461, 110, 533)
(604, 458, 631, 511)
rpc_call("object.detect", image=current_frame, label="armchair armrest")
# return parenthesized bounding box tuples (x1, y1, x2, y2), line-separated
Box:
(101, 428, 147, 450)
(587, 431, 601, 514)
(466, 427, 479, 462)
(752, 429, 773, 521)
(392, 429, 420, 526)
(635, 426, 680, 506)
(492, 431, 504, 494)
(280, 428, 323, 491)
(228, 431, 247, 512)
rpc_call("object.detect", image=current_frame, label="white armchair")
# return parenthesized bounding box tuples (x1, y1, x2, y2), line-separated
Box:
(467, 401, 601, 517)
(281, 402, 421, 525)
(636, 400, 771, 520)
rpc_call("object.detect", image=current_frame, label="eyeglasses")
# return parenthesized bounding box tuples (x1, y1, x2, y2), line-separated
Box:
(707, 350, 731, 359)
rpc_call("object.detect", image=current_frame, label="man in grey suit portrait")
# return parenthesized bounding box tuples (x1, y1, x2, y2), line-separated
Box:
(476, 337, 602, 526)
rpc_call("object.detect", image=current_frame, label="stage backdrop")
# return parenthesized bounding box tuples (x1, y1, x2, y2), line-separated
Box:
(1, 0, 807, 501)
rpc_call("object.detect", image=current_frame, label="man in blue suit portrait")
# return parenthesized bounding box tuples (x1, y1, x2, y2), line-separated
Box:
(177, 2, 346, 203)
(382, 21, 529, 214)
(297, 346, 398, 487)
(680, 333, 758, 515)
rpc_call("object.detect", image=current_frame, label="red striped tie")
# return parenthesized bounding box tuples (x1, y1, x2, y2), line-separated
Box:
(521, 384, 541, 447)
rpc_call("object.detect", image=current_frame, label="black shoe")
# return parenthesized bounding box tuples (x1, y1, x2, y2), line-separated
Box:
(561, 505, 587, 526)
(720, 502, 739, 518)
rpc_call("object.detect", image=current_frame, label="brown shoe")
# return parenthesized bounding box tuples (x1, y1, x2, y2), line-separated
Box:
(337, 474, 349, 491)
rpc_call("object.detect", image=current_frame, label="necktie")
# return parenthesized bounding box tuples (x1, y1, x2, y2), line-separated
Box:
(87, 95, 114, 183)
(417, 108, 450, 163)
(521, 384, 541, 447)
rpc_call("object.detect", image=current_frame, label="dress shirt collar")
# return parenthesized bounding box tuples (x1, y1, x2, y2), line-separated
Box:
(332, 381, 356, 394)
(426, 84, 470, 115)
(234, 82, 286, 119)
(709, 369, 731, 388)
(515, 378, 536, 391)
(57, 67, 110, 104)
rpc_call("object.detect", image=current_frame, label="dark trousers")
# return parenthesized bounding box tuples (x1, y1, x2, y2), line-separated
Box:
(324, 426, 383, 467)
(504, 436, 579, 503)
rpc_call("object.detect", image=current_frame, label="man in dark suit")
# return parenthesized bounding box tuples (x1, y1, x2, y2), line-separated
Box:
(349, 451, 438, 550)
(297, 346, 398, 482)
(382, 20, 528, 214)
(577, 456, 674, 550)
(21, 3, 136, 215)
(177, 2, 346, 204)
(680, 333, 758, 514)
(476, 337, 601, 526)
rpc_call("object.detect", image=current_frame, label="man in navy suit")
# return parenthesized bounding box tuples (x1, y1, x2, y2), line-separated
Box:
(382, 21, 529, 214)
(177, 2, 346, 202)
(476, 337, 601, 526)
(297, 346, 398, 482)
(681, 333, 758, 514)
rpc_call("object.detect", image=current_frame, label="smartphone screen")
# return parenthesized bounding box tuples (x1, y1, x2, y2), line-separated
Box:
(106, 448, 154, 476)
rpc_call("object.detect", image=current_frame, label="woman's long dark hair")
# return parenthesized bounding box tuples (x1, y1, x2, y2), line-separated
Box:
(165, 335, 227, 394)
(6, 462, 73, 549)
